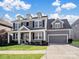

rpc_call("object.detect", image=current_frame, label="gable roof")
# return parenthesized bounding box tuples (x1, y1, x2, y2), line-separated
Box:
(0, 20, 12, 28)
(51, 18, 63, 25)
(72, 19, 79, 27)
(47, 19, 71, 29)
(19, 25, 30, 31)
(62, 19, 71, 29)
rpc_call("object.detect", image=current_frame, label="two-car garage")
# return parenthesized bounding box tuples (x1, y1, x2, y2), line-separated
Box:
(48, 34, 68, 44)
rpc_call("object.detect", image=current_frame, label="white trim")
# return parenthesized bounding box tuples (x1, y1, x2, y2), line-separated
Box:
(29, 32, 31, 42)
(33, 32, 43, 40)
(19, 25, 30, 31)
(45, 18, 48, 29)
(34, 20, 43, 28)
(10, 29, 46, 33)
(18, 32, 20, 44)
(51, 19, 63, 25)
(47, 29, 71, 31)
(51, 19, 64, 29)
(8, 32, 10, 43)
(44, 31, 46, 40)
(48, 34, 68, 44)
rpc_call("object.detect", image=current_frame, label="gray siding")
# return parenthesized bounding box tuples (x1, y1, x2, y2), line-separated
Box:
(72, 24, 79, 39)
(47, 19, 71, 29)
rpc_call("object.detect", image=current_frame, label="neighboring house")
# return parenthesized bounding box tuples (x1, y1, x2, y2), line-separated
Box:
(0, 19, 12, 44)
(8, 12, 71, 44)
(72, 19, 79, 40)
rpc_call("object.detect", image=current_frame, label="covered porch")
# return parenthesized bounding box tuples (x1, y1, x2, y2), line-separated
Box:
(8, 30, 46, 44)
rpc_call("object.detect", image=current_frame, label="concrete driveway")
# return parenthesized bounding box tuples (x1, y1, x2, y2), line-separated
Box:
(42, 44, 79, 59)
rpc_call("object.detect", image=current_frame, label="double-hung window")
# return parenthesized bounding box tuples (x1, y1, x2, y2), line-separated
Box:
(39, 21, 43, 27)
(13, 33, 17, 40)
(15, 23, 19, 30)
(34, 21, 39, 28)
(55, 23, 61, 28)
(34, 32, 43, 40)
(34, 20, 43, 28)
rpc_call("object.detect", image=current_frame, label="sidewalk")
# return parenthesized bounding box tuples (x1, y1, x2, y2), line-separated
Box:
(0, 50, 46, 54)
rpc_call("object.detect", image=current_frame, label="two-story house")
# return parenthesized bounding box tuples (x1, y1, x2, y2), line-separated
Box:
(8, 12, 71, 44)
(72, 19, 79, 40)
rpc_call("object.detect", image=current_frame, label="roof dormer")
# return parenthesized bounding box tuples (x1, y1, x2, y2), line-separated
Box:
(37, 12, 42, 18)
(26, 14, 32, 20)
(16, 15, 24, 20)
(51, 18, 64, 29)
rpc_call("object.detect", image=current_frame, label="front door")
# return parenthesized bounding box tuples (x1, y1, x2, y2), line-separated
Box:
(21, 33, 29, 44)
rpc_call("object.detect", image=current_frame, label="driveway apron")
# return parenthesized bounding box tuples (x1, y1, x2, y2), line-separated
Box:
(42, 44, 79, 59)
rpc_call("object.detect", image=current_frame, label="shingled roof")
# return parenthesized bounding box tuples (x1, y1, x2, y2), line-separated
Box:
(47, 19, 71, 29)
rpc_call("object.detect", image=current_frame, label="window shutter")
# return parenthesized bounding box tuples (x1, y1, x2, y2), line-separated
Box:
(43, 20, 45, 27)
(33, 33, 34, 39)
(13, 23, 15, 30)
(21, 22, 23, 26)
(33, 21, 34, 28)
(13, 33, 15, 39)
(26, 22, 29, 26)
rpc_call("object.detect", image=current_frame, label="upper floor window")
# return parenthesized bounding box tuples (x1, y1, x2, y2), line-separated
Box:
(21, 22, 29, 27)
(13, 22, 19, 30)
(55, 23, 61, 28)
(34, 20, 44, 28)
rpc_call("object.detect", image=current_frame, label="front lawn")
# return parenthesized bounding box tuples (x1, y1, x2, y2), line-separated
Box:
(0, 45, 47, 50)
(0, 54, 43, 59)
(71, 40, 79, 46)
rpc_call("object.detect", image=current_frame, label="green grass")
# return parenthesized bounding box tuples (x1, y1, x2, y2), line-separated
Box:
(71, 40, 79, 46)
(0, 54, 43, 59)
(0, 45, 47, 50)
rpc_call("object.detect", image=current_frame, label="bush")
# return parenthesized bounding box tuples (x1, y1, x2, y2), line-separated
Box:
(68, 39, 73, 44)
(42, 40, 48, 45)
(9, 40, 18, 45)
(0, 40, 8, 46)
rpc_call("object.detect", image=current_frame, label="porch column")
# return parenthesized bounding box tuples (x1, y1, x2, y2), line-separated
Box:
(44, 31, 46, 41)
(18, 32, 20, 44)
(29, 32, 31, 42)
(8, 32, 10, 44)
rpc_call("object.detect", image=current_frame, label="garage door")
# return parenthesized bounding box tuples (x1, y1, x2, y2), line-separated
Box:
(49, 35, 67, 44)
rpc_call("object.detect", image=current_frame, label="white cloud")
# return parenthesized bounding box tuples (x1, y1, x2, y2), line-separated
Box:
(49, 13, 60, 19)
(2, 2, 12, 11)
(4, 0, 14, 3)
(13, 0, 31, 10)
(52, 1, 60, 6)
(61, 3, 77, 10)
(0, 0, 31, 11)
(1, 14, 12, 24)
(62, 15, 79, 24)
(56, 7, 61, 13)
(4, 14, 12, 20)
(49, 14, 79, 24)
(52, 0, 60, 6)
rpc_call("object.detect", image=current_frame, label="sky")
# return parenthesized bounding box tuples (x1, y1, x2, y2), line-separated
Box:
(0, 0, 79, 24)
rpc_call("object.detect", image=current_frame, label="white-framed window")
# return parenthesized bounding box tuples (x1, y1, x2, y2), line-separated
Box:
(55, 23, 61, 28)
(34, 21, 39, 28)
(34, 20, 43, 28)
(34, 32, 43, 40)
(13, 33, 18, 39)
(39, 21, 43, 27)
(13, 22, 20, 30)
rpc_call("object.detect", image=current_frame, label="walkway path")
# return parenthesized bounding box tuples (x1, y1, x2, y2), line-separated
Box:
(0, 50, 46, 54)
